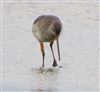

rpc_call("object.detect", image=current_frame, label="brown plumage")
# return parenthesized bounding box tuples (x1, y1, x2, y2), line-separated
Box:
(32, 15, 62, 67)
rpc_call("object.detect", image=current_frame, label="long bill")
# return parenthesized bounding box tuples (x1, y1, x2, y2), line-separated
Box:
(57, 38, 60, 61)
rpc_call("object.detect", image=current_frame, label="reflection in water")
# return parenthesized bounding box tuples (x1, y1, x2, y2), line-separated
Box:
(3, 2, 98, 91)
(31, 67, 60, 92)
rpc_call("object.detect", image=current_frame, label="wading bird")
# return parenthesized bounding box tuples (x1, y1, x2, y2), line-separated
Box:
(32, 15, 62, 67)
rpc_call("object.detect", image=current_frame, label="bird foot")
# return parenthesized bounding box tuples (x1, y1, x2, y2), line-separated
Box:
(52, 60, 58, 67)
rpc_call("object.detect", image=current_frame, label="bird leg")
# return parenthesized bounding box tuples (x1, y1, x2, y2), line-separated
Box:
(50, 41, 58, 67)
(57, 38, 60, 61)
(40, 42, 45, 67)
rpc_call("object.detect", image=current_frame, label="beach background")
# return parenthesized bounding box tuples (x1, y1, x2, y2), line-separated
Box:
(1, 0, 99, 92)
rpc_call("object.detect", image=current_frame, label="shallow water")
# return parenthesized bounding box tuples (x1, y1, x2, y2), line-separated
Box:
(2, 1, 99, 92)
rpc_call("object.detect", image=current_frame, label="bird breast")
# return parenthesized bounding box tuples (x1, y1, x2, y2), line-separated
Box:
(32, 23, 56, 42)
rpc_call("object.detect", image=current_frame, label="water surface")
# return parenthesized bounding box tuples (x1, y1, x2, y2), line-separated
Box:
(2, 1, 99, 92)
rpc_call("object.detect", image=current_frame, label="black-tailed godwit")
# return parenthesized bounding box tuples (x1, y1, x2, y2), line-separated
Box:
(32, 15, 62, 67)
